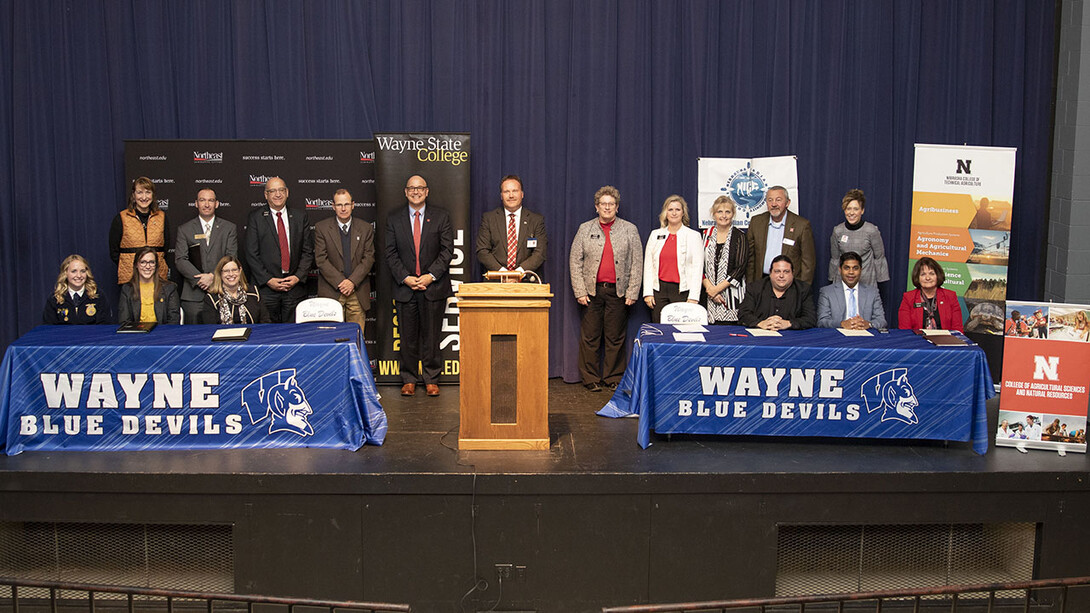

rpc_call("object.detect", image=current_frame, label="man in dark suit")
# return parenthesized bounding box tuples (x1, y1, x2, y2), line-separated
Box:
(174, 188, 238, 324)
(244, 177, 314, 323)
(384, 175, 454, 397)
(314, 188, 375, 334)
(817, 251, 886, 330)
(745, 186, 815, 284)
(475, 175, 547, 276)
(738, 255, 816, 330)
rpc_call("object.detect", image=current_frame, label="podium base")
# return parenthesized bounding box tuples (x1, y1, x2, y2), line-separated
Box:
(458, 437, 549, 451)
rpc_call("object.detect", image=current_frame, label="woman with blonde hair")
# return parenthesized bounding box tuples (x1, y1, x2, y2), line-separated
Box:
(43, 254, 112, 324)
(118, 246, 180, 324)
(200, 255, 271, 324)
(643, 195, 704, 322)
(109, 176, 169, 285)
(701, 195, 748, 324)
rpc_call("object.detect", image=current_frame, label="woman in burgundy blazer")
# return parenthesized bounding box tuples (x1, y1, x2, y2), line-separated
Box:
(897, 257, 963, 332)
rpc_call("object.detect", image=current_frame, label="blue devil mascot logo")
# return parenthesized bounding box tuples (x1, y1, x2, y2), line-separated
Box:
(241, 369, 315, 436)
(861, 368, 920, 425)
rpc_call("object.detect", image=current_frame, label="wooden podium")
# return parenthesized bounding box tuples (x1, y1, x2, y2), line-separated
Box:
(456, 282, 552, 450)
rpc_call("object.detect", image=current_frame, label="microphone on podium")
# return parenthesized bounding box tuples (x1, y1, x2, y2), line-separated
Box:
(484, 270, 543, 284)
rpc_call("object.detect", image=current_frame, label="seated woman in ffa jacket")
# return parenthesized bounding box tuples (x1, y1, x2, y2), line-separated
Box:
(200, 255, 271, 324)
(43, 254, 112, 324)
(897, 257, 963, 332)
(118, 246, 180, 324)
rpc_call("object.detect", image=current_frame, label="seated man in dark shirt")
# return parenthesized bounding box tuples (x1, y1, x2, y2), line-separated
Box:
(738, 255, 816, 330)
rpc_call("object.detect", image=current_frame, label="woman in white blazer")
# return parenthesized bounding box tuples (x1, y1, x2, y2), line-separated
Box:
(643, 195, 704, 323)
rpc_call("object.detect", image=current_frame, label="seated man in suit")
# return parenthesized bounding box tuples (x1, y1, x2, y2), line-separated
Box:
(475, 175, 547, 277)
(738, 255, 816, 330)
(817, 251, 886, 330)
(174, 188, 238, 323)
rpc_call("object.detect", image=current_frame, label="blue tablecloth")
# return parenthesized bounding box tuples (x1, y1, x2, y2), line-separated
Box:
(0, 324, 387, 455)
(600, 325, 994, 454)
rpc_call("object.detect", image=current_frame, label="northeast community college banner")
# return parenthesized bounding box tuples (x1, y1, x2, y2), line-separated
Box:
(696, 156, 799, 230)
(372, 133, 471, 384)
(125, 139, 379, 357)
(998, 300, 1090, 453)
(908, 144, 1016, 334)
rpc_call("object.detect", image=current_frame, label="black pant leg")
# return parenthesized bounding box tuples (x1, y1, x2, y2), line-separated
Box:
(601, 289, 629, 384)
(397, 297, 422, 384)
(579, 291, 606, 385)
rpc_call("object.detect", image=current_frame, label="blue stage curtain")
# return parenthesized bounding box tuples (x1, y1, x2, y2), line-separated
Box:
(0, 0, 1057, 383)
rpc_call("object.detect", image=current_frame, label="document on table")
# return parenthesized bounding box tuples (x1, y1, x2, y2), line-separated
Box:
(673, 324, 708, 333)
(746, 328, 781, 337)
(837, 328, 873, 337)
(920, 329, 952, 336)
(672, 332, 707, 342)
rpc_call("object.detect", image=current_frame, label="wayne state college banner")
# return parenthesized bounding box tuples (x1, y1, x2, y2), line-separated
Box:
(372, 133, 471, 384)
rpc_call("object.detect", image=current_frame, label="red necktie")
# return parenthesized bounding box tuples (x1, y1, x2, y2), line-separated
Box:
(276, 211, 290, 273)
(413, 211, 422, 276)
(506, 213, 517, 269)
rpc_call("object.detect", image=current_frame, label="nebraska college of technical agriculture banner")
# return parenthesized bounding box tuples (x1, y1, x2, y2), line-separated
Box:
(125, 140, 378, 355)
(372, 133, 471, 384)
(697, 156, 799, 229)
(908, 144, 1016, 334)
(998, 300, 1090, 453)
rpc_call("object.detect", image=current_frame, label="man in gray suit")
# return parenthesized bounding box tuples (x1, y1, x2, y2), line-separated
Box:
(475, 175, 547, 276)
(174, 188, 238, 323)
(314, 188, 375, 334)
(817, 251, 886, 330)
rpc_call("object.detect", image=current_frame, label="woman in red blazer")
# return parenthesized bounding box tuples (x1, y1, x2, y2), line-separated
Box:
(898, 257, 963, 332)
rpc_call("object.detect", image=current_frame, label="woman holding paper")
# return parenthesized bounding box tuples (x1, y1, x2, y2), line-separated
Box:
(897, 257, 963, 332)
(118, 247, 180, 324)
(201, 255, 271, 324)
(643, 195, 704, 323)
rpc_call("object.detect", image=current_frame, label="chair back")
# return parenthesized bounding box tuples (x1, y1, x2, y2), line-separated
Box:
(295, 297, 344, 323)
(660, 302, 709, 324)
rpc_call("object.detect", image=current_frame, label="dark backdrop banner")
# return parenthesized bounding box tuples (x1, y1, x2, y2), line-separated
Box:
(125, 140, 377, 356)
(0, 1, 1058, 383)
(373, 133, 471, 384)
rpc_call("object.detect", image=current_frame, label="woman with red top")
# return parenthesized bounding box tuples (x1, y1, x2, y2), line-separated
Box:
(643, 195, 704, 323)
(898, 257, 963, 331)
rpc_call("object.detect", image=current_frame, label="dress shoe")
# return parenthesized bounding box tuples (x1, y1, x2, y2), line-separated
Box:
(584, 382, 602, 392)
(426, 384, 440, 397)
(400, 383, 416, 396)
(603, 381, 618, 391)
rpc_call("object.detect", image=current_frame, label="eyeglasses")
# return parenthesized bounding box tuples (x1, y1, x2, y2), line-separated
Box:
(405, 186, 428, 193)
(137, 260, 157, 267)
(265, 187, 288, 195)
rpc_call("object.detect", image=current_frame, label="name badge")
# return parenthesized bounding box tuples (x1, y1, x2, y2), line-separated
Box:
(914, 302, 923, 308)
(840, 235, 849, 243)
(195, 233, 207, 240)
(782, 238, 796, 246)
(527, 238, 538, 248)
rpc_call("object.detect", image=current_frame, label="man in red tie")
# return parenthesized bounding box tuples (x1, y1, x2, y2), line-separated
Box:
(474, 175, 548, 278)
(244, 177, 314, 323)
(383, 175, 454, 397)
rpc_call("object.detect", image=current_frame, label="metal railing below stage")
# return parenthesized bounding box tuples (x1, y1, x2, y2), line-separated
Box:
(0, 577, 410, 613)
(602, 576, 1090, 613)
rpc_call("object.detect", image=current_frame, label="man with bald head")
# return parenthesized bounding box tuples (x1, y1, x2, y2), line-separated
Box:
(244, 177, 314, 322)
(175, 188, 238, 323)
(384, 174, 454, 397)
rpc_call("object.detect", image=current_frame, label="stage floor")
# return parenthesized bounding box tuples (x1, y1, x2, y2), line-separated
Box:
(2, 381, 1089, 613)
(0, 379, 1085, 486)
